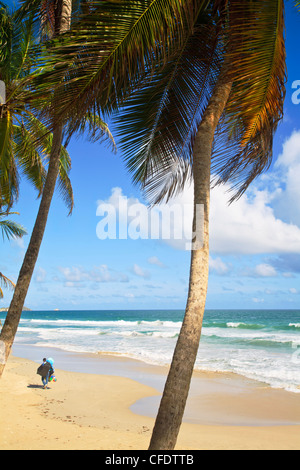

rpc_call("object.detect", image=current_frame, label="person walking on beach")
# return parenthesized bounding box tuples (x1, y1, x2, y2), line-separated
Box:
(37, 357, 54, 389)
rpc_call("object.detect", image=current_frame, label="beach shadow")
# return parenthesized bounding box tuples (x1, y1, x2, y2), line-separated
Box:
(27, 384, 45, 389)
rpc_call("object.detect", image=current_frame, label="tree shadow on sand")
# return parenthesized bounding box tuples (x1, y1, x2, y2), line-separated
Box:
(27, 384, 50, 389)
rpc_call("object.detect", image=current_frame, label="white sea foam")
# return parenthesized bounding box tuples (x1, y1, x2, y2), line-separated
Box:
(10, 310, 300, 393)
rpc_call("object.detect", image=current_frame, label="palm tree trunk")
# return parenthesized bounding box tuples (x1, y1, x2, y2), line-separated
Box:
(148, 76, 232, 451)
(0, 0, 71, 378)
(0, 124, 63, 376)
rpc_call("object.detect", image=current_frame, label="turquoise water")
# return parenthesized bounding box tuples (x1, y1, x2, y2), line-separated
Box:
(1, 309, 299, 393)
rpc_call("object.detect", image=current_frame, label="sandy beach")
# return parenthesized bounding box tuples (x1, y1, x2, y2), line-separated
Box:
(0, 348, 300, 450)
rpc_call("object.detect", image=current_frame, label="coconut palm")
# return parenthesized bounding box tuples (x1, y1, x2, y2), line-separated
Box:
(2, 0, 291, 450)
(24, 0, 211, 132)
(0, 0, 196, 378)
(0, 0, 115, 378)
(121, 1, 286, 450)
(0, 2, 73, 211)
(34, 0, 287, 449)
(0, 209, 27, 299)
(109, 0, 287, 449)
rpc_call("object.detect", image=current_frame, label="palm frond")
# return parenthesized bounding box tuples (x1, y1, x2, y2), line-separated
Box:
(0, 2, 76, 212)
(0, 272, 15, 299)
(212, 0, 286, 201)
(0, 2, 13, 82)
(13, 122, 46, 196)
(145, 158, 192, 206)
(0, 110, 19, 207)
(127, 0, 286, 205)
(20, 112, 75, 212)
(30, 0, 212, 129)
(66, 112, 116, 151)
(0, 211, 27, 240)
(55, 143, 74, 214)
(11, 11, 38, 80)
(114, 7, 222, 204)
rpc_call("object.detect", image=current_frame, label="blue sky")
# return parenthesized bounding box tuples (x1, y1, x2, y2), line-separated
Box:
(1, 2, 300, 311)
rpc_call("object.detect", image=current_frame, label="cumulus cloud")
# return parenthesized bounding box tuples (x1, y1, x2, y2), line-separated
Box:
(35, 267, 47, 283)
(209, 257, 230, 275)
(148, 256, 166, 268)
(272, 130, 300, 225)
(254, 263, 278, 277)
(209, 183, 300, 255)
(58, 265, 129, 285)
(252, 297, 265, 304)
(132, 264, 151, 279)
(96, 129, 300, 256)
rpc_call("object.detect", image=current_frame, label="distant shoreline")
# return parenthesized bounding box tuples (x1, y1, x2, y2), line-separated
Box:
(0, 307, 31, 312)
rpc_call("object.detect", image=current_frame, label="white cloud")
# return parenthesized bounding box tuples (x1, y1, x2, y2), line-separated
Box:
(254, 263, 277, 277)
(148, 256, 165, 268)
(58, 265, 129, 284)
(252, 297, 265, 303)
(35, 267, 47, 283)
(124, 293, 135, 299)
(59, 266, 87, 282)
(132, 264, 151, 279)
(273, 130, 300, 225)
(165, 180, 300, 255)
(209, 257, 230, 275)
(96, 131, 300, 256)
(209, 183, 300, 255)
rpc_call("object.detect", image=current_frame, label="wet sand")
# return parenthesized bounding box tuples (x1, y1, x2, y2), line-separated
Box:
(0, 345, 299, 450)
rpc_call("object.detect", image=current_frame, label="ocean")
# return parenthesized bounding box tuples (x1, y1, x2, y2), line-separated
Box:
(1, 308, 300, 393)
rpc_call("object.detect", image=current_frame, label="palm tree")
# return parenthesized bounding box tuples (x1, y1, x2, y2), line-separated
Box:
(24, 0, 210, 132)
(5, 0, 288, 449)
(0, 0, 194, 378)
(40, 0, 286, 449)
(124, 1, 286, 450)
(0, 0, 115, 378)
(0, 209, 27, 299)
(122, 0, 285, 450)
(0, 2, 73, 211)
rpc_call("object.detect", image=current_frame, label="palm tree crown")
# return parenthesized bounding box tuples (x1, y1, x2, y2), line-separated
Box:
(113, 0, 286, 204)
(0, 2, 74, 211)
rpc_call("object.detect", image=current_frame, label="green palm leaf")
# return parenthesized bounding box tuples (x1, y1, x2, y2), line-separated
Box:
(114, 0, 286, 204)
(0, 3, 75, 211)
(212, 0, 286, 200)
(30, 0, 212, 130)
(114, 6, 221, 202)
(0, 110, 19, 206)
(0, 272, 15, 299)
(0, 210, 27, 240)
